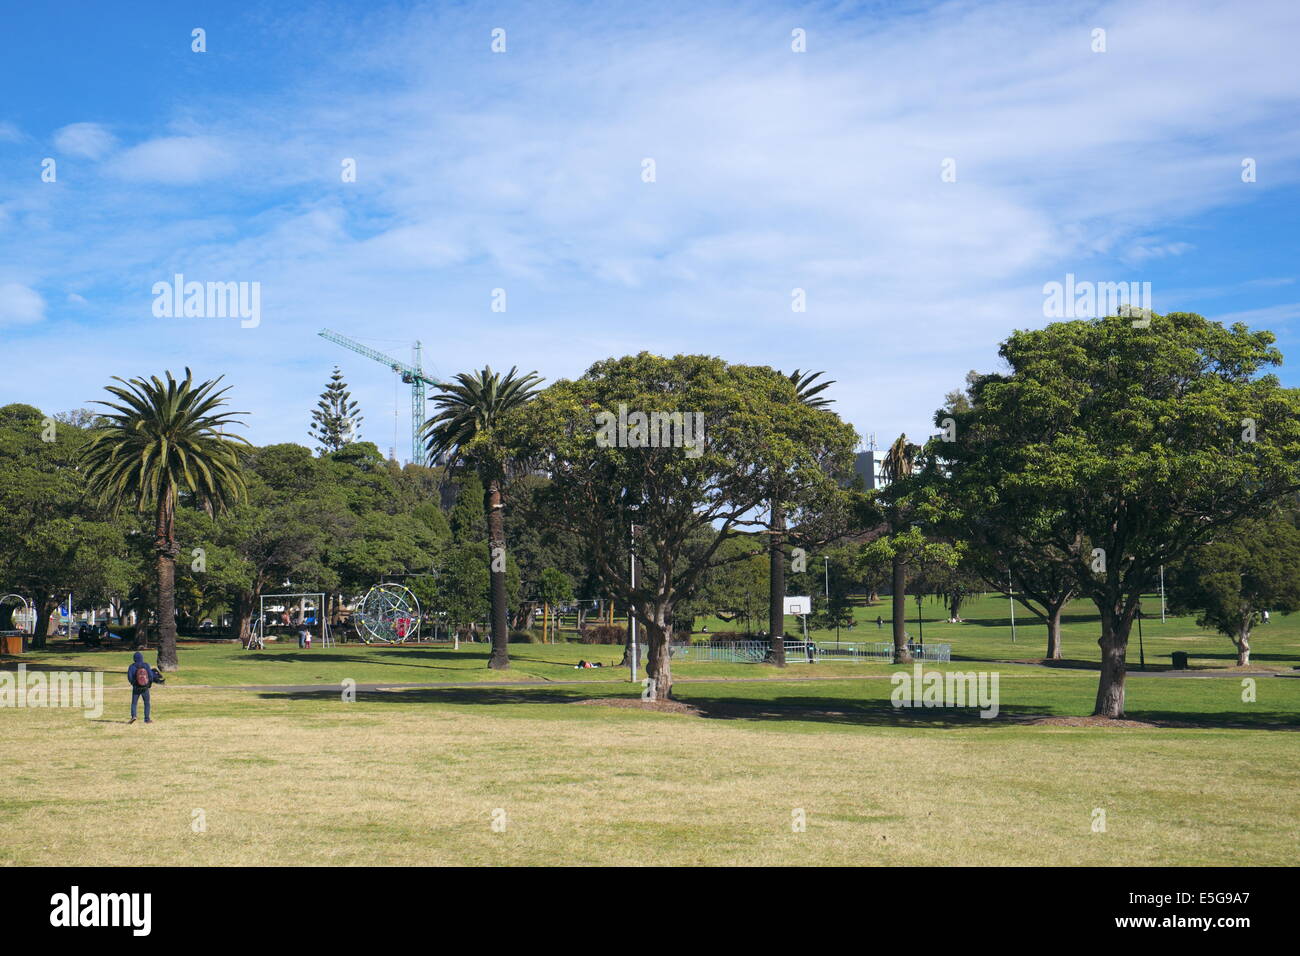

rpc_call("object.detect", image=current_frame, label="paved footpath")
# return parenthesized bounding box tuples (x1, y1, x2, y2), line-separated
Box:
(213, 667, 1295, 694)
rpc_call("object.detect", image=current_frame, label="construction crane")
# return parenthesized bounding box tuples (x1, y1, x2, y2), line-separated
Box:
(318, 328, 442, 466)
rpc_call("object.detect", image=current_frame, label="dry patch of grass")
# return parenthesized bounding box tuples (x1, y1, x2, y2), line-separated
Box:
(2, 683, 1298, 867)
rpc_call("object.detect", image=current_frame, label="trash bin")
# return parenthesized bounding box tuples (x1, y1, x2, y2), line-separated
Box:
(0, 633, 24, 656)
(1171, 651, 1188, 669)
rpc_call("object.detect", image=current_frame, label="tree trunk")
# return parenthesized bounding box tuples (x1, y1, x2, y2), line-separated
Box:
(154, 489, 180, 671)
(644, 606, 673, 700)
(32, 595, 57, 650)
(767, 502, 786, 666)
(235, 592, 254, 648)
(485, 478, 510, 670)
(892, 551, 912, 664)
(1235, 625, 1251, 667)
(1046, 603, 1064, 660)
(132, 592, 151, 649)
(1093, 609, 1131, 718)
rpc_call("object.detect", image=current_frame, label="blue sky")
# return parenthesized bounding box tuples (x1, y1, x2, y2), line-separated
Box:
(2, 0, 1298, 460)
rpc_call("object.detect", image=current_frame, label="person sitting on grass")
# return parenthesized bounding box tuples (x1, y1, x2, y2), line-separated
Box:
(127, 651, 164, 724)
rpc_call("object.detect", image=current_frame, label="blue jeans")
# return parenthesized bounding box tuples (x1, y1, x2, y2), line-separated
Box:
(131, 687, 151, 720)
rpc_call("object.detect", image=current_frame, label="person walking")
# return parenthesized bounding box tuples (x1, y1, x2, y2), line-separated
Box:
(127, 651, 162, 724)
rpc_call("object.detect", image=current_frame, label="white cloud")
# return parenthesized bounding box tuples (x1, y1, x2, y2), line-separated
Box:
(53, 122, 116, 159)
(1, 0, 1298, 448)
(1216, 303, 1300, 326)
(0, 122, 22, 143)
(107, 136, 233, 184)
(0, 283, 46, 326)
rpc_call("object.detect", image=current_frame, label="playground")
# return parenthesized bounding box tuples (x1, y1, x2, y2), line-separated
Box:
(3, 594, 1297, 867)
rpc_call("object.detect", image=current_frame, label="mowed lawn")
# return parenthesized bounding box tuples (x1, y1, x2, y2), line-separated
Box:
(2, 644, 1297, 865)
(696, 592, 1300, 670)
(19, 591, 1300, 690)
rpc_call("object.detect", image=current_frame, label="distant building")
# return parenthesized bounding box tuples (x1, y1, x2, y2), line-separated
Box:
(854, 449, 890, 490)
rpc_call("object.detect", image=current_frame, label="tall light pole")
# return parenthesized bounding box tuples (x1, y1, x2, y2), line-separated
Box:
(1008, 569, 1016, 644)
(629, 521, 638, 684)
(1160, 565, 1167, 622)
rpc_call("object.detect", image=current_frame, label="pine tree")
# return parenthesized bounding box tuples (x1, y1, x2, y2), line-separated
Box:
(310, 367, 363, 454)
(448, 473, 486, 545)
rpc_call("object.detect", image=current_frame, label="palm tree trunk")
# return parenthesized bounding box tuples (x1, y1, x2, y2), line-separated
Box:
(892, 551, 912, 664)
(485, 477, 510, 670)
(154, 487, 180, 671)
(767, 502, 786, 666)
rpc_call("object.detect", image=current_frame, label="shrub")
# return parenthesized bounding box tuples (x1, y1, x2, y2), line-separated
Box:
(508, 629, 542, 644)
(708, 630, 752, 643)
(579, 624, 627, 645)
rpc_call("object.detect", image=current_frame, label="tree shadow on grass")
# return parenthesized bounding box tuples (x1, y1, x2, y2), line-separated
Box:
(253, 684, 1300, 731)
(0, 660, 103, 674)
(242, 649, 487, 671)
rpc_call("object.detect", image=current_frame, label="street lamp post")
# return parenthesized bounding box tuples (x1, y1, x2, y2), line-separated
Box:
(1008, 569, 1016, 644)
(629, 522, 638, 684)
(1137, 603, 1146, 671)
(1160, 565, 1167, 622)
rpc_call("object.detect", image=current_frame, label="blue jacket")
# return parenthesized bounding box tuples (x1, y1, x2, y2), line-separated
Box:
(127, 652, 156, 689)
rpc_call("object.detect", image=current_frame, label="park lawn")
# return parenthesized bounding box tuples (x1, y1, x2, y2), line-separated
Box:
(8, 640, 887, 687)
(18, 592, 1300, 688)
(0, 670, 1296, 866)
(697, 592, 1300, 670)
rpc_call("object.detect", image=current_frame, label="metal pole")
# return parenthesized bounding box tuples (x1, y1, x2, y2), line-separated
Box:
(1138, 605, 1146, 670)
(1009, 570, 1016, 643)
(629, 524, 638, 683)
(1160, 565, 1166, 622)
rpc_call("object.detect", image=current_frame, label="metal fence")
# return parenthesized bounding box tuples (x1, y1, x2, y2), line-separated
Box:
(816, 641, 952, 663)
(636, 639, 951, 664)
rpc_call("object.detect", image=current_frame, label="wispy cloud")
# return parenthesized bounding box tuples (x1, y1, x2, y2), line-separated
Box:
(1, 0, 1298, 448)
(107, 136, 234, 184)
(0, 283, 46, 326)
(53, 122, 117, 159)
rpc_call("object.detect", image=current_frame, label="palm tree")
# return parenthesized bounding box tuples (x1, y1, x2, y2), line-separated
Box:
(84, 369, 249, 671)
(424, 366, 543, 670)
(881, 433, 919, 664)
(767, 369, 836, 666)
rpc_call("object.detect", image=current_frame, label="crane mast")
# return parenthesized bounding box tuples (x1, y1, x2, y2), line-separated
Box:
(318, 328, 441, 466)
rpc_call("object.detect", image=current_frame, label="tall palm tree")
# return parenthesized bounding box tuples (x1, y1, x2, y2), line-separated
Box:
(881, 433, 919, 664)
(84, 369, 249, 671)
(424, 366, 543, 670)
(767, 369, 836, 666)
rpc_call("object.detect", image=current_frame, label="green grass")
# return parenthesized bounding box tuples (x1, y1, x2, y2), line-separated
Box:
(0, 674, 1295, 866)
(695, 591, 1300, 670)
(3, 596, 1297, 866)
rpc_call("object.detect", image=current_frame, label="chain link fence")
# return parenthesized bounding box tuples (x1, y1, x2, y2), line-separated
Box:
(634, 639, 951, 664)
